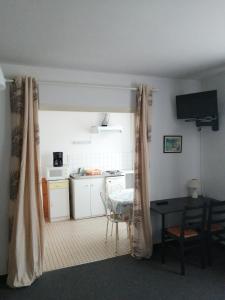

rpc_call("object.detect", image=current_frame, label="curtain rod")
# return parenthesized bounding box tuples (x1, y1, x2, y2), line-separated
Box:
(5, 78, 159, 92)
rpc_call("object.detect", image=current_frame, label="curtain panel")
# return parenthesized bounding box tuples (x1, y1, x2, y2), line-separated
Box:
(7, 77, 44, 288)
(132, 84, 153, 258)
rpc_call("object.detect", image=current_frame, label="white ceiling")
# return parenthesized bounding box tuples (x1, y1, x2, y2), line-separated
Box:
(0, 0, 225, 78)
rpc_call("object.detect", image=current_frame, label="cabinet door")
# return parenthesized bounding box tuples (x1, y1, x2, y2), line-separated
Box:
(74, 180, 91, 219)
(90, 178, 105, 216)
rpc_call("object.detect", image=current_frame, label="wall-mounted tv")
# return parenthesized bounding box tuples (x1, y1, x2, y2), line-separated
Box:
(176, 90, 218, 120)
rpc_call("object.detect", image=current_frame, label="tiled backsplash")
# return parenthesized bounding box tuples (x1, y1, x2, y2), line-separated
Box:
(68, 151, 134, 172)
(39, 111, 135, 176)
(41, 151, 134, 175)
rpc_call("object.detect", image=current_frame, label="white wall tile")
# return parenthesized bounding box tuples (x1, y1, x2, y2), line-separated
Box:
(39, 111, 135, 175)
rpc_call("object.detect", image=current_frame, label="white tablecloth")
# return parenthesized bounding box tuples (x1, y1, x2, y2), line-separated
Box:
(108, 188, 134, 214)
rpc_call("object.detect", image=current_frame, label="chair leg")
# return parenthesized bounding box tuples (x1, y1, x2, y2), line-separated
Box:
(161, 233, 166, 264)
(111, 222, 113, 236)
(161, 215, 166, 264)
(105, 219, 109, 241)
(126, 222, 129, 238)
(200, 238, 206, 269)
(115, 222, 119, 255)
(207, 234, 213, 266)
(179, 239, 185, 276)
(128, 222, 132, 252)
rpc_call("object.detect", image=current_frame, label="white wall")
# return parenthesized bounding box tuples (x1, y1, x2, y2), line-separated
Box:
(0, 62, 202, 274)
(150, 80, 201, 201)
(200, 72, 225, 200)
(39, 111, 134, 175)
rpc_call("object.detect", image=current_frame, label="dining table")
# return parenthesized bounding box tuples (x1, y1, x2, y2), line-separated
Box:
(108, 191, 220, 262)
(150, 196, 219, 263)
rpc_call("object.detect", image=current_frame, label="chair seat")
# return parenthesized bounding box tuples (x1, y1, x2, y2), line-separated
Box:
(109, 213, 131, 223)
(166, 226, 198, 238)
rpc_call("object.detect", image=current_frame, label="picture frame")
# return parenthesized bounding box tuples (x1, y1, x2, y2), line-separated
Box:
(163, 135, 182, 153)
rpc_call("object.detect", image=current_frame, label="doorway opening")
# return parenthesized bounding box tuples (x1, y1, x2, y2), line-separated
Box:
(39, 110, 134, 272)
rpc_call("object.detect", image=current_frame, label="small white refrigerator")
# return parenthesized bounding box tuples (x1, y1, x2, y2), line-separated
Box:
(47, 179, 70, 222)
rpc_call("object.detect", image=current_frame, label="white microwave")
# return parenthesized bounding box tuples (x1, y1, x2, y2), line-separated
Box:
(46, 166, 69, 181)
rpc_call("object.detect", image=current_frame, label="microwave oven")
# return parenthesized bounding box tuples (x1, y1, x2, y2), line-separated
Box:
(46, 166, 69, 181)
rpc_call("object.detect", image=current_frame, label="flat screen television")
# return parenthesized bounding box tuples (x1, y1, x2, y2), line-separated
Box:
(176, 90, 218, 120)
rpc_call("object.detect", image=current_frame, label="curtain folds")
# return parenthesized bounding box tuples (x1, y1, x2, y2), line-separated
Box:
(7, 76, 44, 288)
(132, 84, 153, 259)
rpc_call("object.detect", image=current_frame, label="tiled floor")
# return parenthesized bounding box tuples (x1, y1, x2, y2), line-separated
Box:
(43, 216, 130, 272)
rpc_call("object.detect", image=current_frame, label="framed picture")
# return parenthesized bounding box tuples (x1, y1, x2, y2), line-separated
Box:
(163, 135, 182, 153)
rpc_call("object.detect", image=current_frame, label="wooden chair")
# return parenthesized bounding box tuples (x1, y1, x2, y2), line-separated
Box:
(207, 200, 225, 265)
(163, 204, 206, 275)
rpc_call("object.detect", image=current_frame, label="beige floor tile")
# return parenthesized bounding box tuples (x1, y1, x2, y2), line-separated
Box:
(43, 216, 130, 272)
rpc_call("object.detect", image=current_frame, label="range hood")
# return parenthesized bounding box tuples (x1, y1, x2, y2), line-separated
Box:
(91, 126, 123, 133)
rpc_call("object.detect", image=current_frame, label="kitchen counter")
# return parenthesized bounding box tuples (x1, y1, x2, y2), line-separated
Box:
(70, 174, 105, 180)
(70, 171, 131, 180)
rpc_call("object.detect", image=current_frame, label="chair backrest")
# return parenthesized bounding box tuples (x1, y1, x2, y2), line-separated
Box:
(180, 203, 207, 237)
(208, 200, 225, 231)
(105, 176, 125, 196)
(100, 192, 108, 215)
(120, 203, 133, 222)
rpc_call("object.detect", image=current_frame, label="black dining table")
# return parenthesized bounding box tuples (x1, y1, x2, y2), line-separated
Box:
(150, 196, 218, 262)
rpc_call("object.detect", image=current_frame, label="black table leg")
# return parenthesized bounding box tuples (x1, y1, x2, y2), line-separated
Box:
(161, 214, 165, 264)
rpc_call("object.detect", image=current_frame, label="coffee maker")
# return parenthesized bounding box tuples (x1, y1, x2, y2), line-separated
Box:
(53, 152, 63, 167)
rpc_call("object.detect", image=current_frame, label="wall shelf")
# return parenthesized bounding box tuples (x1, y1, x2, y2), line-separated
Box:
(91, 126, 123, 133)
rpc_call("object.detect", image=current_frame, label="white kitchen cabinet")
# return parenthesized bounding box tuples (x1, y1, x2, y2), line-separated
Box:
(48, 180, 70, 222)
(90, 178, 105, 216)
(70, 177, 105, 219)
(73, 179, 91, 219)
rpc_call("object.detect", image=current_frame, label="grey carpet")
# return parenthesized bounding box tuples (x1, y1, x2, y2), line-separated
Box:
(0, 246, 225, 300)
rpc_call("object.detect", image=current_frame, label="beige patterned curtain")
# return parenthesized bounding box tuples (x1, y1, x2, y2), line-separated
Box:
(132, 84, 153, 258)
(7, 77, 44, 288)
